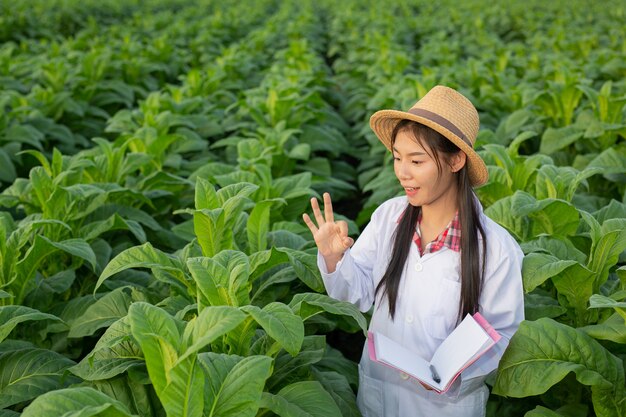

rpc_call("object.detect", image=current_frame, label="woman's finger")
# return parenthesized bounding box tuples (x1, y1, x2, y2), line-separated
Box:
(336, 220, 348, 237)
(311, 197, 325, 226)
(302, 213, 318, 234)
(323, 192, 334, 223)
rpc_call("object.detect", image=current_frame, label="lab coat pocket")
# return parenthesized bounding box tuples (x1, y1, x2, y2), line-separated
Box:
(426, 278, 461, 340)
(357, 365, 384, 417)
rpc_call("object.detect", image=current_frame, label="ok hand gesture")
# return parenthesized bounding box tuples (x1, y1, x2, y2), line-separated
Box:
(303, 193, 354, 271)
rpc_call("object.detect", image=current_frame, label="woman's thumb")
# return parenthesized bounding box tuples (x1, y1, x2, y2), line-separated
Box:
(343, 237, 354, 248)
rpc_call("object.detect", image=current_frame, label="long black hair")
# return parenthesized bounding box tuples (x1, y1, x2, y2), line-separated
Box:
(374, 119, 487, 322)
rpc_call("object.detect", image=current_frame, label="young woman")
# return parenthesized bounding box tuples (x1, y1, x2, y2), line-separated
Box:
(303, 86, 524, 417)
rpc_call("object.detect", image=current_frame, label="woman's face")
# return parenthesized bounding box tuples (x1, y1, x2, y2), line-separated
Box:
(392, 129, 464, 209)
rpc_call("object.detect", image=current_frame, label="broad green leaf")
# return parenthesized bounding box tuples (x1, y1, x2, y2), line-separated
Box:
(195, 177, 219, 210)
(587, 147, 626, 175)
(193, 208, 227, 257)
(311, 369, 360, 417)
(552, 263, 595, 322)
(524, 406, 563, 417)
(89, 375, 155, 417)
(522, 253, 577, 293)
(289, 293, 368, 334)
(520, 236, 587, 264)
(187, 251, 250, 309)
(21, 387, 134, 417)
(216, 182, 259, 205)
(0, 305, 63, 343)
(180, 306, 247, 361)
(70, 317, 143, 381)
(247, 200, 276, 254)
(0, 149, 16, 182)
(16, 236, 96, 295)
(540, 126, 583, 155)
(0, 347, 77, 408)
(241, 303, 304, 356)
(161, 354, 204, 417)
(524, 292, 567, 321)
(588, 294, 626, 309)
(579, 313, 626, 344)
(276, 248, 324, 292)
(314, 346, 359, 389)
(128, 302, 181, 396)
(588, 219, 626, 290)
(259, 381, 342, 417)
(493, 318, 626, 416)
(96, 242, 185, 291)
(69, 287, 133, 338)
(267, 336, 326, 391)
(199, 353, 273, 417)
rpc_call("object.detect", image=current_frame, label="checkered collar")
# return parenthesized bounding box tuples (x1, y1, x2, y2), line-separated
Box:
(397, 208, 461, 256)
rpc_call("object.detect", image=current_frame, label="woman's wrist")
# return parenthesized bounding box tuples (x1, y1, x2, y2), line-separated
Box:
(323, 252, 345, 273)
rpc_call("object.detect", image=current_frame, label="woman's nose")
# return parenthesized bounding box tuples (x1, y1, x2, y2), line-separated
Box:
(396, 161, 411, 179)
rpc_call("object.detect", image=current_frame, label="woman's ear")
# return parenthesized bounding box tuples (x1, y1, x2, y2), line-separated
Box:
(449, 152, 467, 173)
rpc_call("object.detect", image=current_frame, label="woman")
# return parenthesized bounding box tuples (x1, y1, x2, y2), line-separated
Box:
(303, 85, 524, 416)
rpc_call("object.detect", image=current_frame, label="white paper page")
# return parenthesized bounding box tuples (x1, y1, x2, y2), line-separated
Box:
(430, 315, 492, 385)
(374, 332, 435, 384)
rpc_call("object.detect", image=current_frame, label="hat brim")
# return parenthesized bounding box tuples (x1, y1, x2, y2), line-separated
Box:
(370, 109, 488, 187)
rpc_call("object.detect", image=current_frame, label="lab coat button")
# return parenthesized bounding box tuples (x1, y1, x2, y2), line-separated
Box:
(414, 263, 423, 272)
(406, 314, 414, 323)
(400, 372, 409, 380)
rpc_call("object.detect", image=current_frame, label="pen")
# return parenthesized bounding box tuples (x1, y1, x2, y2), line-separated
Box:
(429, 364, 441, 383)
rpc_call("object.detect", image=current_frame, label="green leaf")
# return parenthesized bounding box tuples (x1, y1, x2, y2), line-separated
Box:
(128, 302, 181, 397)
(193, 208, 227, 257)
(161, 354, 204, 417)
(259, 381, 342, 417)
(579, 313, 626, 344)
(88, 375, 155, 417)
(522, 253, 577, 293)
(552, 263, 595, 320)
(268, 336, 326, 391)
(540, 126, 583, 155)
(311, 369, 360, 417)
(289, 293, 368, 335)
(199, 353, 273, 417)
(180, 306, 247, 361)
(69, 287, 133, 338)
(493, 318, 626, 416)
(241, 302, 304, 356)
(195, 177, 219, 210)
(21, 387, 134, 417)
(96, 242, 185, 292)
(0, 305, 63, 343)
(588, 219, 626, 290)
(524, 292, 567, 321)
(0, 347, 77, 408)
(524, 406, 563, 417)
(187, 251, 251, 309)
(247, 200, 281, 254)
(276, 248, 324, 292)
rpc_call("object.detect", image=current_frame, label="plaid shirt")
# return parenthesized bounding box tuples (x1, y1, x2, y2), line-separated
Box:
(413, 210, 461, 256)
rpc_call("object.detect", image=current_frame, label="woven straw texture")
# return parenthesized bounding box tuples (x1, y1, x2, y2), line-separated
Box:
(369, 85, 488, 186)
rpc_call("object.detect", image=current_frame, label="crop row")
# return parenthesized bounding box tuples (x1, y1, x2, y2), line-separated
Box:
(0, 0, 625, 416)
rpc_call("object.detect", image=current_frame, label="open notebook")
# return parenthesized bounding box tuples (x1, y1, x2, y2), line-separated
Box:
(367, 312, 501, 393)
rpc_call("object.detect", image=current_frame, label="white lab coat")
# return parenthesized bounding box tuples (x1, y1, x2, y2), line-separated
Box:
(318, 196, 524, 417)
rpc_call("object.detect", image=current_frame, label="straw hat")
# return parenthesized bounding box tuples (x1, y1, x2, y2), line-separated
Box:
(369, 85, 488, 187)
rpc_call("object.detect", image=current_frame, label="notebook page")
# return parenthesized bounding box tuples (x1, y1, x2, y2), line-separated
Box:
(430, 314, 493, 385)
(374, 332, 434, 383)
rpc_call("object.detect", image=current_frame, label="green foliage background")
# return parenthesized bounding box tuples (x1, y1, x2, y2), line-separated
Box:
(0, 0, 625, 416)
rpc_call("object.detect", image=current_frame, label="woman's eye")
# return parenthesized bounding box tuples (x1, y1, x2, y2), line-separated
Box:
(412, 160, 422, 165)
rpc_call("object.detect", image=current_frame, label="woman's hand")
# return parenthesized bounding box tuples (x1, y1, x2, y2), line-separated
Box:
(303, 192, 353, 272)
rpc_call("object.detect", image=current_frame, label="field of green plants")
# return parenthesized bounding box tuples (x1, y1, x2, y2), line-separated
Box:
(0, 0, 625, 416)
